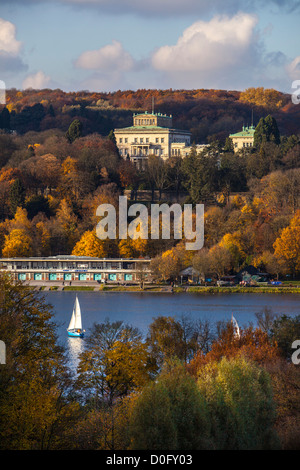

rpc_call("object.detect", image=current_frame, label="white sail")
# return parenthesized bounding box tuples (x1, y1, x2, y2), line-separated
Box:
(231, 313, 240, 338)
(74, 296, 82, 330)
(68, 296, 82, 331)
(68, 308, 76, 330)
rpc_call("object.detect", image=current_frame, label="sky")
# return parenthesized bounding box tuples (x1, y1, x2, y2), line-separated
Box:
(0, 0, 300, 93)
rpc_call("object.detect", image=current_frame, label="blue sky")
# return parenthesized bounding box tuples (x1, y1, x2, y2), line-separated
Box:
(0, 0, 300, 93)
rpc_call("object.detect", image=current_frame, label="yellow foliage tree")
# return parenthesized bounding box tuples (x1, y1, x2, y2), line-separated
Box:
(118, 237, 148, 258)
(35, 221, 51, 256)
(8, 207, 31, 232)
(72, 230, 116, 258)
(239, 87, 284, 109)
(2, 228, 33, 257)
(273, 211, 300, 276)
(219, 232, 246, 267)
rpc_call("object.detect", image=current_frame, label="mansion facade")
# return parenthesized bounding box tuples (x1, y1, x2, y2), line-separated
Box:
(114, 111, 200, 167)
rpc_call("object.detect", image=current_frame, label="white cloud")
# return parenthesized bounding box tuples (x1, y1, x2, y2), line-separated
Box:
(0, 18, 22, 55)
(0, 18, 28, 76)
(287, 56, 300, 81)
(152, 13, 258, 72)
(75, 40, 134, 71)
(22, 70, 51, 89)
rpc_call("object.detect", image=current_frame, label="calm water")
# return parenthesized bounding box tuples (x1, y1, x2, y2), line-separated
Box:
(43, 291, 300, 371)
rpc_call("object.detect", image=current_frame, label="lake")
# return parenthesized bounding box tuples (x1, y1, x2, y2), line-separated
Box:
(43, 291, 300, 371)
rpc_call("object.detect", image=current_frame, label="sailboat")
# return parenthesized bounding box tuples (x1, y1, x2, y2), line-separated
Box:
(231, 313, 240, 339)
(67, 295, 85, 338)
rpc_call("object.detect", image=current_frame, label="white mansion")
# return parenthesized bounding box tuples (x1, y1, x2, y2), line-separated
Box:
(114, 111, 206, 167)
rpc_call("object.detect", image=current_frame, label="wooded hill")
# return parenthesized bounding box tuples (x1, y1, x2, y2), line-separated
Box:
(2, 86, 298, 143)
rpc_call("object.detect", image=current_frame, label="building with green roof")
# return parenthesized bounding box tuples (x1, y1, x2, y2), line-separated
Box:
(229, 125, 255, 152)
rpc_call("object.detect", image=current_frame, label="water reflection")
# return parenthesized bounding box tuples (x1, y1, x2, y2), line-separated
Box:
(67, 336, 85, 374)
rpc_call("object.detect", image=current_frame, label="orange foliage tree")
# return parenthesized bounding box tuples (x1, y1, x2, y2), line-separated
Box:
(187, 324, 280, 377)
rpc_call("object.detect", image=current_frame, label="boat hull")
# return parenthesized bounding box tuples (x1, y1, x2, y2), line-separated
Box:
(67, 330, 84, 338)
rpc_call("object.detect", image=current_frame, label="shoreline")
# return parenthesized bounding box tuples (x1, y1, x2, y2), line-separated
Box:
(33, 284, 300, 294)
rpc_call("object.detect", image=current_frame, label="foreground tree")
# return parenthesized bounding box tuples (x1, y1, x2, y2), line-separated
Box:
(197, 356, 280, 449)
(75, 320, 154, 407)
(129, 361, 212, 450)
(0, 273, 76, 450)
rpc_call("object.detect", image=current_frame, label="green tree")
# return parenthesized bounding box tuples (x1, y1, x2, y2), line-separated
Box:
(130, 381, 177, 450)
(66, 119, 83, 143)
(182, 148, 218, 204)
(254, 115, 280, 147)
(129, 360, 212, 450)
(197, 356, 280, 449)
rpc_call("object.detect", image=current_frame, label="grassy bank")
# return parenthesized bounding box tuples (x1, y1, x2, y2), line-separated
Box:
(36, 285, 300, 293)
(174, 286, 300, 294)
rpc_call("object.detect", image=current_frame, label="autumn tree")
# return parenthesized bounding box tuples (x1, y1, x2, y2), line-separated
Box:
(75, 320, 154, 406)
(273, 211, 300, 276)
(146, 316, 195, 368)
(208, 244, 232, 279)
(188, 323, 280, 376)
(118, 237, 148, 259)
(192, 248, 212, 282)
(1, 207, 33, 256)
(72, 230, 117, 258)
(80, 183, 121, 231)
(0, 273, 77, 450)
(2, 228, 33, 257)
(239, 87, 284, 109)
(118, 159, 138, 190)
(144, 155, 169, 200)
(150, 243, 190, 282)
(47, 198, 79, 254)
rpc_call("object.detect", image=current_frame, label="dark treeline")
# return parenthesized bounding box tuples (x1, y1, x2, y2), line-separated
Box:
(2, 86, 298, 142)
